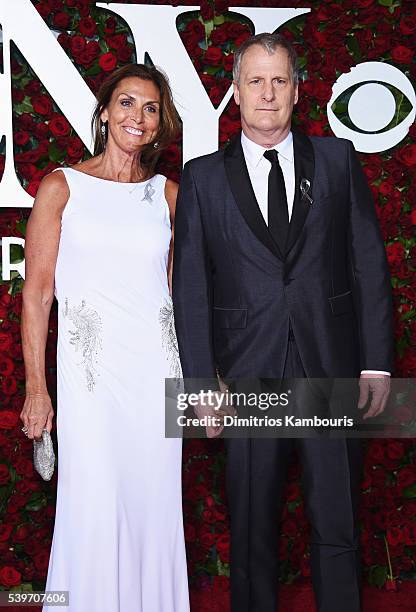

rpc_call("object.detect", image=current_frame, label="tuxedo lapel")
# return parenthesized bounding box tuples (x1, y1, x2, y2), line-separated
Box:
(286, 130, 315, 256)
(224, 135, 284, 261)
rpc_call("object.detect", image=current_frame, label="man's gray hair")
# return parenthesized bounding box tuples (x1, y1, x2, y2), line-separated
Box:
(233, 33, 299, 86)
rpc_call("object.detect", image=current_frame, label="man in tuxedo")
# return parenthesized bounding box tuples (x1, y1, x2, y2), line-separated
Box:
(172, 33, 393, 612)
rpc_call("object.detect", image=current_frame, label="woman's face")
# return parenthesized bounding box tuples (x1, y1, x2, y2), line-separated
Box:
(100, 76, 161, 153)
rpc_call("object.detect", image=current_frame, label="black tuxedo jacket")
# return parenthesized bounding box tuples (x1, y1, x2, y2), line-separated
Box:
(172, 131, 394, 385)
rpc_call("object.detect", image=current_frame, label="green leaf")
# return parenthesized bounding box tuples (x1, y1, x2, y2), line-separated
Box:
(403, 483, 416, 499)
(14, 97, 34, 114)
(346, 36, 361, 62)
(85, 63, 102, 77)
(401, 309, 416, 322)
(25, 492, 47, 512)
(48, 142, 63, 164)
(15, 220, 27, 237)
(378, 0, 393, 6)
(368, 565, 387, 588)
(217, 557, 230, 577)
(213, 15, 225, 26)
(99, 40, 109, 53)
(205, 65, 221, 75)
(9, 583, 33, 593)
(204, 19, 214, 39)
(10, 243, 24, 264)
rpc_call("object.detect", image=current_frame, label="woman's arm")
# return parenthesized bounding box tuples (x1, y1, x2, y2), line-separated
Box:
(20, 171, 69, 440)
(164, 178, 178, 295)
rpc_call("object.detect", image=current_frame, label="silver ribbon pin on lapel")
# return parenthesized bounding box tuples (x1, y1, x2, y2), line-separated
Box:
(300, 178, 313, 205)
(142, 182, 155, 203)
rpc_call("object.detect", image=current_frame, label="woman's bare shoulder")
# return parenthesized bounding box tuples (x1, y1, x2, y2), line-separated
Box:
(164, 178, 179, 200)
(34, 170, 69, 213)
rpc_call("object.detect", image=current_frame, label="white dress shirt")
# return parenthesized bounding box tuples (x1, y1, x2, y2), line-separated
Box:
(240, 130, 390, 378)
(241, 130, 295, 225)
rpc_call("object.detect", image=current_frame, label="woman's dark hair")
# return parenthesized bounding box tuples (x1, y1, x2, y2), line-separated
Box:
(91, 63, 181, 179)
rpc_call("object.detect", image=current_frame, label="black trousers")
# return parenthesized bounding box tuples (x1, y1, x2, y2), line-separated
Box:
(224, 337, 364, 612)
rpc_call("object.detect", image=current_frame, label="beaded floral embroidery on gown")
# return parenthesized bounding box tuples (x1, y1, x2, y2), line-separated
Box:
(64, 297, 102, 392)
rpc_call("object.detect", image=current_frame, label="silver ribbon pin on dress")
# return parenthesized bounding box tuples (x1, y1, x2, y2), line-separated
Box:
(142, 182, 155, 204)
(300, 178, 313, 205)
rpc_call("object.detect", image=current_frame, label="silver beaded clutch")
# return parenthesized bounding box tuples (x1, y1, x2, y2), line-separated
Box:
(33, 429, 55, 481)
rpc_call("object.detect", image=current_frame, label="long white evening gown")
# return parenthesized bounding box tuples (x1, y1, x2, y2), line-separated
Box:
(42, 168, 189, 612)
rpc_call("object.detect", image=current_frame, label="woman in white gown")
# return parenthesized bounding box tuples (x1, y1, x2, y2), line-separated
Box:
(20, 64, 189, 612)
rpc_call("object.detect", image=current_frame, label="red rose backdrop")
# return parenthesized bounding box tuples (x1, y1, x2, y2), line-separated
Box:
(0, 0, 415, 602)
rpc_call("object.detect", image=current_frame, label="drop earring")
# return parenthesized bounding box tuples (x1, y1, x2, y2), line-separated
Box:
(101, 122, 106, 136)
(153, 141, 159, 149)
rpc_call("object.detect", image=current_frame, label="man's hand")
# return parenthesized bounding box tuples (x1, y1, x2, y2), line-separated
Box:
(358, 373, 390, 419)
(194, 389, 236, 438)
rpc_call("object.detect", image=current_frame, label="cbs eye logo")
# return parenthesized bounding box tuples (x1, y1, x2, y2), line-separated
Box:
(327, 62, 416, 153)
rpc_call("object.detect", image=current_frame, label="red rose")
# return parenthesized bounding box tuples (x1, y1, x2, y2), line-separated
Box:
(200, 0, 214, 21)
(67, 136, 84, 159)
(201, 74, 216, 90)
(399, 16, 416, 36)
(36, 3, 49, 18)
(386, 242, 405, 266)
(99, 52, 117, 72)
(223, 53, 234, 73)
(0, 332, 12, 353)
(387, 527, 404, 547)
(15, 457, 34, 479)
(27, 180, 42, 198)
(0, 464, 10, 486)
(14, 524, 29, 543)
(70, 35, 86, 56)
(397, 466, 416, 489)
(116, 46, 132, 63)
(33, 550, 50, 572)
(0, 524, 12, 542)
(204, 46, 223, 66)
(396, 143, 416, 167)
(79, 16, 97, 37)
(31, 94, 53, 117)
(53, 11, 70, 29)
(200, 531, 215, 549)
(1, 378, 18, 396)
(13, 131, 30, 147)
(106, 34, 127, 51)
(162, 145, 181, 166)
(35, 121, 49, 139)
(314, 80, 333, 104)
(58, 32, 71, 50)
(281, 517, 298, 537)
(355, 0, 374, 7)
(184, 19, 205, 40)
(391, 45, 413, 64)
(0, 410, 18, 430)
(209, 85, 223, 106)
(211, 25, 228, 46)
(85, 40, 100, 61)
(216, 533, 230, 562)
(0, 565, 21, 588)
(235, 32, 251, 48)
(286, 482, 301, 502)
(0, 357, 14, 377)
(386, 440, 405, 461)
(49, 114, 71, 137)
(227, 22, 250, 39)
(77, 51, 94, 69)
(104, 17, 117, 34)
(12, 89, 24, 104)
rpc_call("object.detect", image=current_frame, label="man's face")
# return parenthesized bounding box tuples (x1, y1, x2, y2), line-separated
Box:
(233, 44, 298, 140)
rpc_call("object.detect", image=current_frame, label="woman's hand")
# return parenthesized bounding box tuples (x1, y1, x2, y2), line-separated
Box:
(20, 393, 54, 440)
